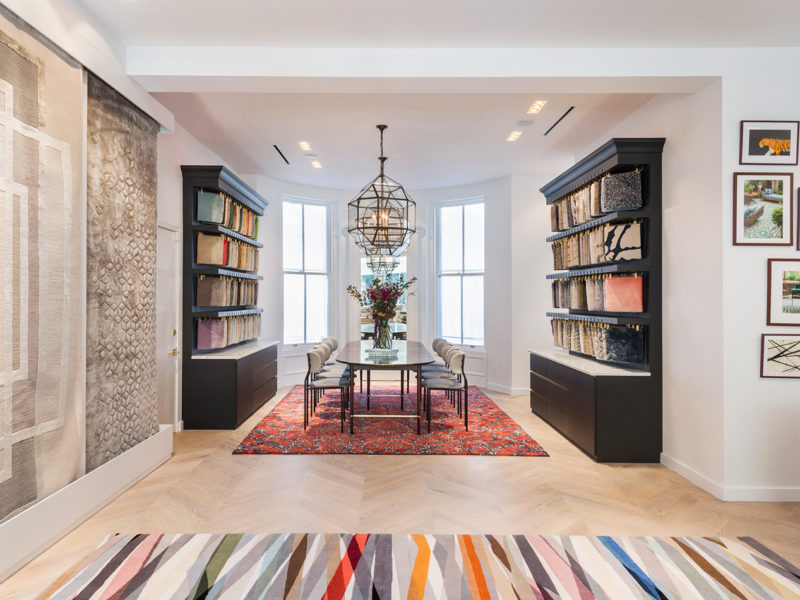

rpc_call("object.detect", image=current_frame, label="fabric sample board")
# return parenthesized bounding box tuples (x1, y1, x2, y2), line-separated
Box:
(603, 275, 644, 313)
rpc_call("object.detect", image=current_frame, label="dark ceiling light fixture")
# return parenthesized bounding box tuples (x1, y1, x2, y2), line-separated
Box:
(273, 144, 290, 164)
(367, 253, 400, 276)
(348, 124, 416, 256)
(543, 106, 575, 136)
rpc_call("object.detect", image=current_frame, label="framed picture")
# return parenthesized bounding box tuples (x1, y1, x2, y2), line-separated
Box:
(740, 120, 799, 165)
(760, 333, 800, 378)
(732, 172, 793, 246)
(767, 258, 800, 326)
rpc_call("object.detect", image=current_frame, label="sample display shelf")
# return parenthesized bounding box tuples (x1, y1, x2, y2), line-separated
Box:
(531, 138, 664, 462)
(181, 165, 277, 429)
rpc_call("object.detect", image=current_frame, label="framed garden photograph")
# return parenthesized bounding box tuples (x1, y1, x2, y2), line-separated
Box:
(732, 172, 793, 246)
(739, 120, 799, 165)
(760, 333, 800, 378)
(767, 258, 800, 326)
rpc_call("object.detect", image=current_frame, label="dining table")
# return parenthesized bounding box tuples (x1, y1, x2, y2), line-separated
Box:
(335, 340, 435, 434)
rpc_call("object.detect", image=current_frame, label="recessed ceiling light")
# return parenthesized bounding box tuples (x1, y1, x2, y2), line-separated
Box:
(310, 161, 322, 169)
(298, 141, 312, 151)
(527, 100, 547, 114)
(506, 131, 522, 142)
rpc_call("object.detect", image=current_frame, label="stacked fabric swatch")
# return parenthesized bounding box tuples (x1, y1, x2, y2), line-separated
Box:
(551, 318, 646, 365)
(196, 276, 259, 307)
(552, 222, 642, 269)
(197, 190, 259, 239)
(550, 170, 642, 232)
(196, 233, 260, 272)
(551, 274, 644, 313)
(196, 313, 262, 350)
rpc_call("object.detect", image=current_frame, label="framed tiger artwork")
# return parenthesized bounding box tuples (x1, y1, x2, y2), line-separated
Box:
(740, 120, 799, 165)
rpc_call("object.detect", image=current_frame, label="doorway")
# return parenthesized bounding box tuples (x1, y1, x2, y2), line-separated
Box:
(156, 224, 181, 430)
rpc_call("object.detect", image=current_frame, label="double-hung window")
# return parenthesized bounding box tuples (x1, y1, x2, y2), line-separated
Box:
(437, 200, 484, 346)
(282, 200, 329, 344)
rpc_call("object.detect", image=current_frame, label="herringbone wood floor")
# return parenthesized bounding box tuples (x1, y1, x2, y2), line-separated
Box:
(1, 385, 798, 599)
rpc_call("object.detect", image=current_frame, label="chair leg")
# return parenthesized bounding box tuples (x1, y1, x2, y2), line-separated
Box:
(427, 388, 431, 433)
(360, 370, 363, 393)
(464, 387, 468, 431)
(367, 370, 371, 410)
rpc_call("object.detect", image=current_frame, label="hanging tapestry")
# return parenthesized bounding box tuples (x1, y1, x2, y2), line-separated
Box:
(85, 74, 159, 471)
(0, 8, 85, 522)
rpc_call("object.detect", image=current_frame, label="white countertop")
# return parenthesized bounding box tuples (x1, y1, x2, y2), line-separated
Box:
(529, 348, 651, 377)
(193, 339, 279, 360)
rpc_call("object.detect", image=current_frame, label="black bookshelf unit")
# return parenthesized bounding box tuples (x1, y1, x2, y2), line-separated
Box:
(531, 138, 664, 462)
(181, 165, 277, 429)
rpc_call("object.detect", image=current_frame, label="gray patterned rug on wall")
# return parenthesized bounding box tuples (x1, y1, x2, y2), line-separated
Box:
(86, 73, 159, 471)
(0, 8, 85, 522)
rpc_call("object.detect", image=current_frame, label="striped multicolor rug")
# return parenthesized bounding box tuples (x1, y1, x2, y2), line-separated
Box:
(44, 533, 799, 599)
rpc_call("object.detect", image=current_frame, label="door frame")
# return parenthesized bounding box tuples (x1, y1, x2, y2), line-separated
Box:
(157, 221, 182, 432)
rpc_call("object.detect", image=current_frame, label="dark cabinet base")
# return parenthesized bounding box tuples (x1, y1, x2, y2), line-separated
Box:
(530, 352, 661, 462)
(183, 343, 278, 429)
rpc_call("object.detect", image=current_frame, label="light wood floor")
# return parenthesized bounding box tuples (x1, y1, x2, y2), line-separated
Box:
(1, 386, 798, 599)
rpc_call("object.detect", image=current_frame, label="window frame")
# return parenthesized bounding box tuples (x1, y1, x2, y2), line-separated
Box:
(281, 196, 331, 344)
(435, 197, 485, 347)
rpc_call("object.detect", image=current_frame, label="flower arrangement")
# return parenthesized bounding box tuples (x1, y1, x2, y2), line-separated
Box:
(347, 275, 417, 348)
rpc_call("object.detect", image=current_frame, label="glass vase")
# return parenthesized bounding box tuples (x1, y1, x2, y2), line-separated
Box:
(373, 318, 393, 349)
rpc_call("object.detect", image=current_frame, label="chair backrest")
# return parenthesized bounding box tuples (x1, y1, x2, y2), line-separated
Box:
(328, 338, 338, 351)
(442, 346, 458, 365)
(321, 338, 336, 352)
(315, 343, 331, 362)
(307, 348, 324, 375)
(435, 341, 450, 358)
(448, 351, 466, 375)
(432, 338, 445, 353)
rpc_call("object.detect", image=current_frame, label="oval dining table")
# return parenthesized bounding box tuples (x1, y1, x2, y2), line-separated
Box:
(336, 340, 435, 434)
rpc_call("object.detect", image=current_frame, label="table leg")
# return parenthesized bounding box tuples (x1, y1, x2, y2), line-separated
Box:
(367, 369, 371, 410)
(400, 369, 404, 408)
(416, 365, 421, 435)
(349, 368, 355, 435)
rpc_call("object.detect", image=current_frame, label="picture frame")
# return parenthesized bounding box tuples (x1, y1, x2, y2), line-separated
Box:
(760, 333, 800, 378)
(732, 172, 793, 246)
(767, 258, 800, 326)
(739, 120, 799, 165)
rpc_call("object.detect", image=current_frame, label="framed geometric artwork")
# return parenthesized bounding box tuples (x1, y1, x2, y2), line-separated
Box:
(732, 172, 793, 246)
(760, 334, 800, 378)
(740, 120, 799, 166)
(767, 258, 800, 326)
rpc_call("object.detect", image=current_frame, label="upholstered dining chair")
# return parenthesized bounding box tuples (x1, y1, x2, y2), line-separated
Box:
(421, 350, 468, 432)
(304, 348, 350, 432)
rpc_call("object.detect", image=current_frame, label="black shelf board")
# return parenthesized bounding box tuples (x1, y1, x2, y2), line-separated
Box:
(546, 260, 650, 279)
(569, 309, 650, 319)
(193, 222, 263, 247)
(192, 308, 263, 318)
(540, 138, 666, 204)
(546, 311, 648, 326)
(181, 165, 268, 214)
(546, 210, 649, 242)
(193, 266, 263, 280)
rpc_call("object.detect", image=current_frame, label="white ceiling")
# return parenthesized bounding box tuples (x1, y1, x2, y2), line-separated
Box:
(153, 92, 655, 189)
(79, 0, 800, 48)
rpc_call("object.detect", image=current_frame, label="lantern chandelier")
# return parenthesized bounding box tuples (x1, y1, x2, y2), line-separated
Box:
(348, 124, 416, 256)
(367, 253, 400, 276)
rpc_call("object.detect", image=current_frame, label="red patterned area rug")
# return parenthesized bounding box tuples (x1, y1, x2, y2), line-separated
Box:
(233, 385, 548, 456)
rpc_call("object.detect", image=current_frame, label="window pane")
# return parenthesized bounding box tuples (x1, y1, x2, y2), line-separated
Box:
(462, 275, 484, 345)
(303, 204, 327, 273)
(440, 275, 462, 342)
(283, 273, 305, 343)
(463, 203, 484, 272)
(439, 205, 463, 272)
(282, 202, 303, 271)
(305, 274, 328, 342)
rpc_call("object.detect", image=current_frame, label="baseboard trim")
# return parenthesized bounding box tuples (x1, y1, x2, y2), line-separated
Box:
(0, 424, 173, 582)
(485, 382, 528, 397)
(660, 452, 800, 501)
